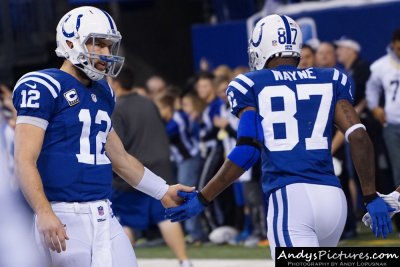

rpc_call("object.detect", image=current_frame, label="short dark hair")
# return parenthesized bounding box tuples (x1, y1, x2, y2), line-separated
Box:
(113, 66, 135, 90)
(392, 28, 400, 43)
(195, 71, 215, 83)
(155, 93, 176, 109)
(302, 44, 315, 54)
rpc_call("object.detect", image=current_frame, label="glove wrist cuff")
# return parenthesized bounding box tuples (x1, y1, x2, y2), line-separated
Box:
(363, 193, 378, 205)
(197, 191, 212, 207)
(389, 191, 400, 201)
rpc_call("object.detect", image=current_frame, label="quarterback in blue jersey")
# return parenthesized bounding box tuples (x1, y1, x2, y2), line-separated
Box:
(12, 6, 193, 267)
(166, 14, 393, 258)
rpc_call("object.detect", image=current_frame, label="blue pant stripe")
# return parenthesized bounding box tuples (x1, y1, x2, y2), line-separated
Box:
(272, 192, 280, 247)
(282, 187, 293, 247)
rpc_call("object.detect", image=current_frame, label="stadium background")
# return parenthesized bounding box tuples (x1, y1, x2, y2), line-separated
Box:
(1, 0, 400, 266)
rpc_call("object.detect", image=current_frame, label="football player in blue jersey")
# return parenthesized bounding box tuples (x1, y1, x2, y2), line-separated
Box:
(12, 6, 193, 267)
(166, 14, 394, 258)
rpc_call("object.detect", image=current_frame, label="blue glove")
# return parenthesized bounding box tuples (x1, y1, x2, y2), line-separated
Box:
(365, 196, 395, 238)
(165, 191, 206, 222)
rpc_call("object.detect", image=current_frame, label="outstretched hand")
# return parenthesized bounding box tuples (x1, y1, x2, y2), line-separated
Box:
(161, 184, 195, 208)
(165, 191, 206, 222)
(364, 196, 395, 238)
(362, 192, 399, 236)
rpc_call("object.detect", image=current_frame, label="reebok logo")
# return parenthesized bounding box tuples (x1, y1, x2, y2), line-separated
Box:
(25, 82, 37, 89)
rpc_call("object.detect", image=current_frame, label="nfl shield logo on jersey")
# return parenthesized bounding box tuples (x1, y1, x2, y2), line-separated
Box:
(64, 89, 80, 106)
(91, 94, 97, 103)
(97, 206, 104, 216)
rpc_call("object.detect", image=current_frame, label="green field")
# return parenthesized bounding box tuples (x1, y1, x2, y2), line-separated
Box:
(135, 226, 400, 259)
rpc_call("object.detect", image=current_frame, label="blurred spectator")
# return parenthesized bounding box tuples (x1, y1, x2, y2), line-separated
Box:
(213, 65, 232, 79)
(214, 75, 230, 100)
(181, 91, 206, 123)
(132, 86, 149, 98)
(315, 42, 337, 68)
(166, 85, 183, 110)
(199, 58, 210, 72)
(155, 93, 207, 244)
(108, 67, 192, 267)
(366, 28, 400, 190)
(335, 37, 369, 113)
(316, 41, 359, 239)
(146, 75, 168, 100)
(0, 84, 17, 128)
(335, 37, 383, 238)
(298, 44, 315, 68)
(232, 66, 250, 78)
(213, 74, 267, 246)
(195, 72, 235, 229)
(0, 87, 43, 267)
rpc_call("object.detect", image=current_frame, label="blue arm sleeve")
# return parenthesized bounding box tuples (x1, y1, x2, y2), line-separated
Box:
(227, 110, 264, 170)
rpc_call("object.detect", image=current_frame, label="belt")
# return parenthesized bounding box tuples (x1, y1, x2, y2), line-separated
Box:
(51, 200, 111, 214)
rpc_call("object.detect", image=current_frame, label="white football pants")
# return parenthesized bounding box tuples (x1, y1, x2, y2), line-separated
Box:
(267, 183, 347, 259)
(34, 200, 137, 267)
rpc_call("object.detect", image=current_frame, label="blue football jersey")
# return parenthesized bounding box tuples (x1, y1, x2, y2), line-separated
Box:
(166, 110, 199, 163)
(13, 69, 115, 202)
(226, 65, 354, 197)
(199, 97, 225, 148)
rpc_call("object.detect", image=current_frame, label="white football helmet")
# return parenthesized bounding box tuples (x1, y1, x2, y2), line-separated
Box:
(248, 14, 302, 70)
(55, 6, 125, 81)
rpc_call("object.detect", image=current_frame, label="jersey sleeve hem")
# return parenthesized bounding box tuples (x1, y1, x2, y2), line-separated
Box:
(16, 115, 49, 130)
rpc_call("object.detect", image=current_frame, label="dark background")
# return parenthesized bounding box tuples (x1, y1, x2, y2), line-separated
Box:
(0, 0, 262, 86)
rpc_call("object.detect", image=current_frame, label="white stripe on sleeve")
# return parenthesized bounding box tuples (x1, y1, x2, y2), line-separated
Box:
(236, 74, 254, 87)
(14, 77, 59, 98)
(228, 81, 248, 95)
(332, 69, 339, 81)
(16, 116, 49, 130)
(341, 74, 348, 86)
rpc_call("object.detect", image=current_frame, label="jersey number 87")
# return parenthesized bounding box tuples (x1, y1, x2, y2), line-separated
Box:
(259, 83, 332, 152)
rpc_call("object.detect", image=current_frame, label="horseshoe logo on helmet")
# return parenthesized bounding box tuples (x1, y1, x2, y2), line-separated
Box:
(62, 14, 83, 38)
(250, 22, 265, 48)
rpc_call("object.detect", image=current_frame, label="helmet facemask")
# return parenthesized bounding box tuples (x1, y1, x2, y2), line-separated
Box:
(76, 33, 125, 81)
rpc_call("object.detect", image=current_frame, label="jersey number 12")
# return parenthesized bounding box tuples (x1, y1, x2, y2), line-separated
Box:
(77, 109, 111, 165)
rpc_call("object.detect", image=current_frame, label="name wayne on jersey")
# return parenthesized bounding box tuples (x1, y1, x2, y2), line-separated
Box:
(226, 66, 353, 197)
(271, 68, 317, 81)
(13, 69, 116, 202)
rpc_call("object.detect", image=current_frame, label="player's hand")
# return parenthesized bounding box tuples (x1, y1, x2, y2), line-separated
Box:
(364, 196, 395, 238)
(213, 116, 229, 129)
(36, 210, 69, 253)
(362, 191, 400, 230)
(371, 107, 386, 125)
(165, 191, 206, 222)
(161, 184, 196, 208)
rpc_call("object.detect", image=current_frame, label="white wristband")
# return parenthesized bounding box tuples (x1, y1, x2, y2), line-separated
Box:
(345, 123, 366, 142)
(135, 167, 169, 200)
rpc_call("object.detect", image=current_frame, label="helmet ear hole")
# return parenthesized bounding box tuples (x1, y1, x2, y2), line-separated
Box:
(66, 40, 74, 49)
